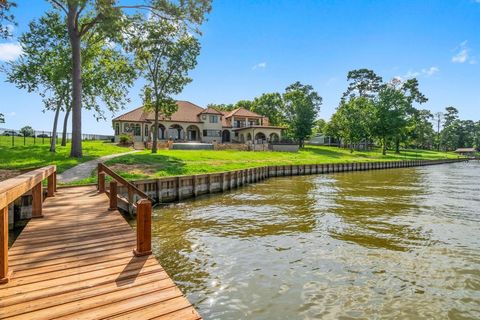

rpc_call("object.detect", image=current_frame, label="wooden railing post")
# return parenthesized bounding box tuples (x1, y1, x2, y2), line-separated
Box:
(32, 182, 43, 218)
(47, 173, 55, 197)
(108, 181, 117, 211)
(53, 171, 57, 192)
(0, 206, 11, 284)
(134, 199, 152, 257)
(98, 172, 106, 193)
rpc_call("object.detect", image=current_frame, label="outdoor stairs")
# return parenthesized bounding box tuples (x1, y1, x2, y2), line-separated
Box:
(133, 141, 145, 150)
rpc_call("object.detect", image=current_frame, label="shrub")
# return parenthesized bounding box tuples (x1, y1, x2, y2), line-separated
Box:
(119, 134, 133, 145)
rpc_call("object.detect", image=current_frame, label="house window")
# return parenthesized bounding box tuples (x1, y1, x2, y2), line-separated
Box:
(115, 123, 119, 135)
(134, 124, 141, 136)
(145, 125, 148, 137)
(209, 115, 218, 123)
(203, 130, 221, 137)
(123, 123, 133, 133)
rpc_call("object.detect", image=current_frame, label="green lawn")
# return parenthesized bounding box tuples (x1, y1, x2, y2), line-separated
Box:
(0, 140, 131, 173)
(65, 146, 457, 184)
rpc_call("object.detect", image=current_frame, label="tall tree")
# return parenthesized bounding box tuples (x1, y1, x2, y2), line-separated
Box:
(282, 82, 322, 147)
(251, 93, 285, 126)
(47, 0, 211, 157)
(5, 11, 135, 152)
(433, 112, 444, 151)
(127, 18, 200, 153)
(330, 96, 373, 152)
(371, 85, 408, 155)
(408, 109, 435, 149)
(0, 1, 16, 39)
(343, 68, 383, 99)
(0, 113, 4, 124)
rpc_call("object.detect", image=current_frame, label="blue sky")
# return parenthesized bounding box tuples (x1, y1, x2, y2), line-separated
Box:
(0, 0, 479, 134)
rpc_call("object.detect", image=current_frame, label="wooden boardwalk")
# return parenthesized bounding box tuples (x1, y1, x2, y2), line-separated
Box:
(0, 186, 201, 320)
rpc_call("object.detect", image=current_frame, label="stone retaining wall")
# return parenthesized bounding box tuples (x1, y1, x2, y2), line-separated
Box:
(116, 158, 466, 208)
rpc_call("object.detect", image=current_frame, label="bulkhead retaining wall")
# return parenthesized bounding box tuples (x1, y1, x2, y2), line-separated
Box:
(115, 158, 466, 209)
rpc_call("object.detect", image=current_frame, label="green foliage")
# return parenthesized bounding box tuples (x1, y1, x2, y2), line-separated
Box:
(251, 93, 285, 126)
(44, 0, 211, 157)
(119, 134, 133, 145)
(127, 17, 201, 153)
(330, 97, 373, 152)
(19, 126, 34, 137)
(0, 1, 16, 39)
(283, 82, 322, 146)
(0, 113, 4, 124)
(343, 68, 383, 99)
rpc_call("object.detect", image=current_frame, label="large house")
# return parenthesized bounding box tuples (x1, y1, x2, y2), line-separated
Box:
(112, 101, 283, 144)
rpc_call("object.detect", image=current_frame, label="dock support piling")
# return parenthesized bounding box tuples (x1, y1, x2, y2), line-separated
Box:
(98, 172, 106, 193)
(134, 199, 152, 257)
(0, 206, 11, 284)
(47, 174, 55, 197)
(109, 181, 117, 211)
(32, 182, 43, 218)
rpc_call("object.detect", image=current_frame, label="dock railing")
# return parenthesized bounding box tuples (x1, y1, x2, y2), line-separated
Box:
(97, 163, 152, 257)
(0, 165, 57, 284)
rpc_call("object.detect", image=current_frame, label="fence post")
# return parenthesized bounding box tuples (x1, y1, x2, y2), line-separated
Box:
(54, 171, 57, 192)
(0, 206, 11, 284)
(134, 199, 152, 257)
(109, 181, 117, 211)
(98, 172, 106, 193)
(32, 182, 43, 218)
(47, 174, 55, 197)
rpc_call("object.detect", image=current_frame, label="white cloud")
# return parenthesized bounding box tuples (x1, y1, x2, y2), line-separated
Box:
(451, 41, 476, 64)
(252, 62, 267, 70)
(423, 66, 439, 76)
(395, 66, 439, 81)
(0, 43, 22, 62)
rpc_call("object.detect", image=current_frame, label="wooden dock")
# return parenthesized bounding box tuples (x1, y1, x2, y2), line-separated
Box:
(1, 182, 201, 319)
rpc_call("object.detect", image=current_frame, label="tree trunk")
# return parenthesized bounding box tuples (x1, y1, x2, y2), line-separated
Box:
(382, 137, 387, 155)
(61, 105, 71, 146)
(395, 137, 400, 154)
(50, 101, 62, 153)
(67, 8, 83, 158)
(152, 108, 159, 154)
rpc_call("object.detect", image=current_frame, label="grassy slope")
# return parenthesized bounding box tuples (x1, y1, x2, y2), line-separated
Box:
(0, 140, 131, 173)
(61, 146, 456, 184)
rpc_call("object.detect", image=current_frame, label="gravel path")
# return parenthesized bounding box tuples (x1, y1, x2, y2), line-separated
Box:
(58, 150, 139, 183)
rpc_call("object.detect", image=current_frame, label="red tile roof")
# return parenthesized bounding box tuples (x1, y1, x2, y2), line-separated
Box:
(223, 108, 263, 118)
(198, 107, 223, 115)
(113, 101, 204, 123)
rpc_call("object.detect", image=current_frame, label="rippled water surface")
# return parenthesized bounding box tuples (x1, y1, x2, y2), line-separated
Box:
(133, 162, 480, 319)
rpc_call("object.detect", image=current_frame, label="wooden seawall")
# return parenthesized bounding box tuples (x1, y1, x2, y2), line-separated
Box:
(1, 168, 201, 319)
(118, 159, 467, 205)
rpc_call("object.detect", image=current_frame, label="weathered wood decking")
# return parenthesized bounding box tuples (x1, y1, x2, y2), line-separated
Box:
(0, 186, 200, 320)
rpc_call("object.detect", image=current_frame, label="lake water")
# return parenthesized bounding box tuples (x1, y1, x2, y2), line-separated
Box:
(133, 161, 480, 319)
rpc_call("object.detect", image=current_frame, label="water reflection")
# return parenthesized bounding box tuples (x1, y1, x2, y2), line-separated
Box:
(130, 161, 480, 319)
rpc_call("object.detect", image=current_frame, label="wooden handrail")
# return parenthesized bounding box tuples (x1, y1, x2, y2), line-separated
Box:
(0, 165, 56, 284)
(97, 163, 150, 201)
(97, 163, 153, 258)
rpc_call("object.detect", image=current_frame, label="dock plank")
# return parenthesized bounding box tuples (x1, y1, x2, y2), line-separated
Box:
(1, 186, 201, 319)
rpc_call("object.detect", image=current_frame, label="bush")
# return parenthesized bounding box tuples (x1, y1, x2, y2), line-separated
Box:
(119, 134, 133, 145)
